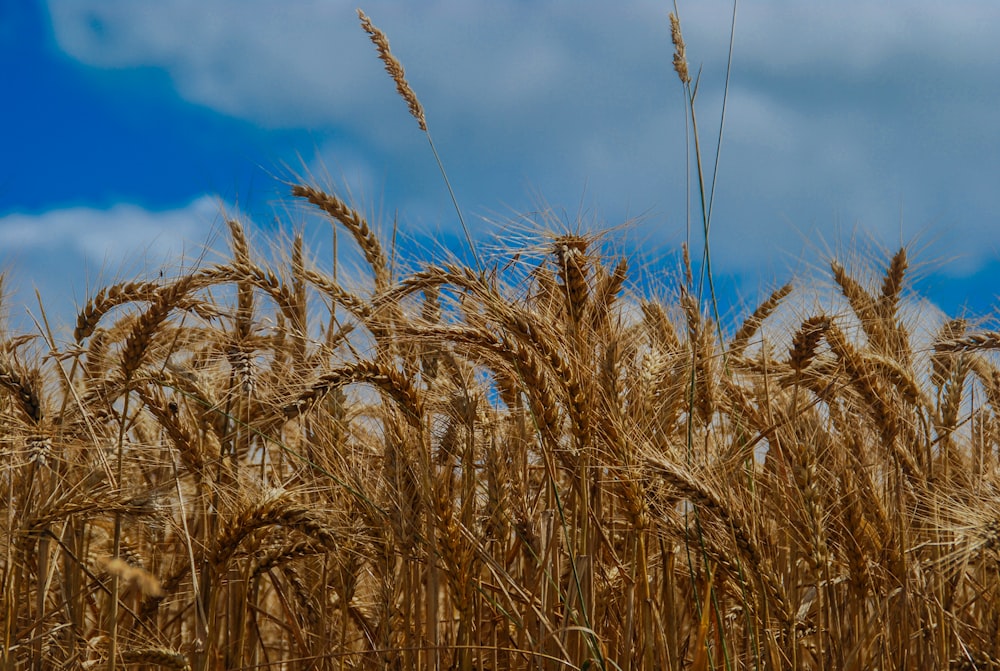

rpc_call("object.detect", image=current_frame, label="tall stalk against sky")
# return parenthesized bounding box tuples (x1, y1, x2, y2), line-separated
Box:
(357, 9, 482, 274)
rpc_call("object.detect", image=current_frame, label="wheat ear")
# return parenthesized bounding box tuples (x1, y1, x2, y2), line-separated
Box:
(646, 453, 791, 624)
(292, 184, 390, 291)
(120, 275, 197, 381)
(935, 331, 1000, 352)
(357, 9, 426, 131)
(284, 360, 423, 428)
(877, 247, 907, 320)
(75, 280, 163, 342)
(356, 8, 480, 272)
(0, 359, 43, 424)
(212, 494, 340, 569)
(118, 648, 190, 671)
(730, 283, 793, 357)
(588, 256, 628, 332)
(553, 235, 591, 326)
(786, 316, 830, 374)
(668, 13, 691, 84)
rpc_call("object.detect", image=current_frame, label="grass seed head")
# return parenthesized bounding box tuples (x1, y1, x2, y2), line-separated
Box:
(669, 13, 691, 84)
(358, 9, 428, 132)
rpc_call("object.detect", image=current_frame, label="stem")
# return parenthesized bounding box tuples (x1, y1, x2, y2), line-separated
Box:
(107, 391, 131, 671)
(426, 132, 482, 273)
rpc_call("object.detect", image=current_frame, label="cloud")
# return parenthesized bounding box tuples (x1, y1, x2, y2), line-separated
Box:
(0, 196, 219, 263)
(0, 196, 228, 331)
(41, 0, 1000, 281)
(47, 0, 1000, 118)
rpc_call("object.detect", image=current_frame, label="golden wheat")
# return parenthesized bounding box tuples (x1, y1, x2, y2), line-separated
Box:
(3, 10, 999, 671)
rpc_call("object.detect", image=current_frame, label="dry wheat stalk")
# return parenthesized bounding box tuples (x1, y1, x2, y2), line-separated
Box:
(877, 247, 908, 320)
(301, 267, 373, 322)
(212, 493, 340, 569)
(74, 280, 161, 342)
(117, 648, 190, 671)
(357, 9, 427, 132)
(730, 282, 793, 358)
(293, 184, 390, 290)
(553, 235, 591, 326)
(0, 358, 43, 424)
(831, 261, 879, 331)
(284, 360, 423, 428)
(935, 331, 1000, 353)
(2, 9, 998, 665)
(668, 13, 691, 84)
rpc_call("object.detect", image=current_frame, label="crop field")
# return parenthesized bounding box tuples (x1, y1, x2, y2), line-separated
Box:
(2, 7, 999, 671)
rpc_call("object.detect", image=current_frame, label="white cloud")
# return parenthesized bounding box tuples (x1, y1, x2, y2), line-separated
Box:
(680, 1, 1000, 76)
(0, 196, 218, 263)
(41, 1, 1000, 284)
(0, 196, 228, 332)
(46, 1, 362, 127)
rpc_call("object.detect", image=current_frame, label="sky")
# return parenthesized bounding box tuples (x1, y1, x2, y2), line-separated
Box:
(2, 1, 1000, 336)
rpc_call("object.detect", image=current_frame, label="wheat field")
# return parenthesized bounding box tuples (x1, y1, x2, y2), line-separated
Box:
(2, 8, 999, 671)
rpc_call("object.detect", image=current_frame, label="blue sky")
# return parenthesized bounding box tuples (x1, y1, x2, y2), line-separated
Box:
(2, 1, 1000, 335)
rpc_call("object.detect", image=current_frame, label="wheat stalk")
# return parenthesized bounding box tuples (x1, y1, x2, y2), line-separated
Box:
(357, 9, 426, 132)
(292, 184, 390, 291)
